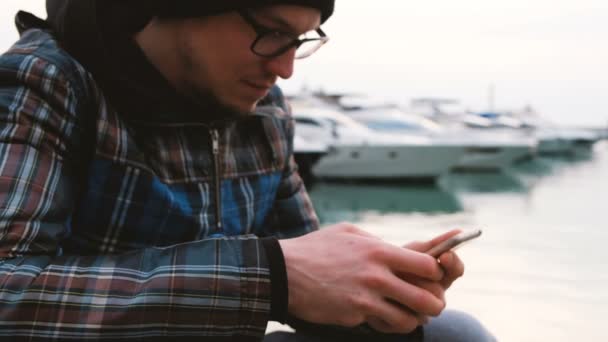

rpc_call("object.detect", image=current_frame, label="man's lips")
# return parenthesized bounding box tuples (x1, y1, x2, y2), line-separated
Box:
(242, 80, 273, 90)
(241, 80, 274, 98)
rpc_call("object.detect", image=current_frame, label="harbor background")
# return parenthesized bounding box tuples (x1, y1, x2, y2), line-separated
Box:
(2, 1, 608, 341)
(269, 141, 608, 341)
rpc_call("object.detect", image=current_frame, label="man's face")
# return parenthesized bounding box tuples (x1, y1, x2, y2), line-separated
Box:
(142, 5, 322, 114)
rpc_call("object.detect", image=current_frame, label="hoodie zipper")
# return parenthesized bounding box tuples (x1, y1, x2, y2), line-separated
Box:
(210, 128, 223, 232)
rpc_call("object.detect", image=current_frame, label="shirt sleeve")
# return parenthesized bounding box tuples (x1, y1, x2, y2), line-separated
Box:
(255, 87, 321, 324)
(0, 53, 272, 340)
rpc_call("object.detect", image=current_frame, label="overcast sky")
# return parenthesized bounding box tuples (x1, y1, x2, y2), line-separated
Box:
(2, 0, 607, 126)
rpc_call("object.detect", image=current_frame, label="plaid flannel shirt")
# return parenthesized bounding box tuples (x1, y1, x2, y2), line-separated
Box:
(0, 28, 319, 340)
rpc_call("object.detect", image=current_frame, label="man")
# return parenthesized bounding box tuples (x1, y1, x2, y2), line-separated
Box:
(0, 0, 494, 341)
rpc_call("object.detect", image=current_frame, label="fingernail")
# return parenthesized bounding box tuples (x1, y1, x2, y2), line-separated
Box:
(438, 266, 445, 279)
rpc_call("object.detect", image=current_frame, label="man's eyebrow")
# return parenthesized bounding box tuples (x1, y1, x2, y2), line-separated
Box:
(257, 13, 316, 34)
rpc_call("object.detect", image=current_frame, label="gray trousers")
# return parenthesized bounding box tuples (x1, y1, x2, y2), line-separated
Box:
(264, 310, 497, 342)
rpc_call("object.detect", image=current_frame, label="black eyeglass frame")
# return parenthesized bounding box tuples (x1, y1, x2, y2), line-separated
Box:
(239, 10, 329, 59)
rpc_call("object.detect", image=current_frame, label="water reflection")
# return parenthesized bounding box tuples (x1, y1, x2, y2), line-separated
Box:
(307, 151, 598, 224)
(308, 182, 463, 224)
(439, 171, 529, 194)
(511, 152, 598, 189)
(438, 152, 596, 195)
(512, 157, 558, 177)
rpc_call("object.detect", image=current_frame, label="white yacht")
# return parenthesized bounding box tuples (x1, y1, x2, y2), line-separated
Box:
(290, 99, 466, 181)
(412, 98, 600, 157)
(335, 103, 536, 171)
(293, 134, 328, 181)
(511, 109, 602, 156)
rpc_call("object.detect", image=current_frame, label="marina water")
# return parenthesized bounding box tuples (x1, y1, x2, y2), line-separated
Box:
(270, 141, 608, 341)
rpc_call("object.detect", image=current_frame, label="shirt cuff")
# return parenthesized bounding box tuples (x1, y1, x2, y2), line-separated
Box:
(261, 237, 288, 323)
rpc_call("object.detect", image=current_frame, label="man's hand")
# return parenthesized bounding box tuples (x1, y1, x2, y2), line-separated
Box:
(278, 223, 449, 334)
(403, 229, 466, 290)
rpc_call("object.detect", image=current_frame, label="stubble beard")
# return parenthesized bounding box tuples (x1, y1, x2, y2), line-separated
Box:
(184, 81, 253, 119)
(178, 42, 254, 120)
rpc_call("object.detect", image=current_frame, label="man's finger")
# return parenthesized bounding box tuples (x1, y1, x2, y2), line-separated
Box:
(374, 272, 446, 317)
(438, 251, 465, 288)
(403, 229, 462, 253)
(382, 245, 444, 281)
(397, 273, 445, 301)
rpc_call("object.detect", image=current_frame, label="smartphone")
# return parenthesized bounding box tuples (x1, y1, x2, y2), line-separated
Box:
(425, 229, 482, 258)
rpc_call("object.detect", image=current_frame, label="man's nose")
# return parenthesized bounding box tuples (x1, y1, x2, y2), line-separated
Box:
(265, 48, 296, 80)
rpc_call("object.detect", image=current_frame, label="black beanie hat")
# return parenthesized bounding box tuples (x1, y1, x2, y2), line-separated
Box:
(147, 0, 335, 24)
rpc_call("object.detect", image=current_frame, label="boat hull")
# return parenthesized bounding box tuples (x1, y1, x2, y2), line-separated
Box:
(453, 145, 534, 171)
(312, 144, 465, 180)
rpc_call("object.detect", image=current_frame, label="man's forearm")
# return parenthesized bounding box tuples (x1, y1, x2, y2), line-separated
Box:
(0, 236, 271, 340)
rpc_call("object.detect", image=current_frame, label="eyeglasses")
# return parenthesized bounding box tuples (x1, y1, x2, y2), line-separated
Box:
(239, 10, 329, 59)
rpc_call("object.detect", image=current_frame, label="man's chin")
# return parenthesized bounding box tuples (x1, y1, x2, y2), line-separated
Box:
(182, 84, 257, 120)
(198, 96, 257, 120)
(223, 99, 260, 116)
